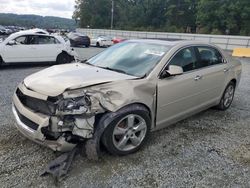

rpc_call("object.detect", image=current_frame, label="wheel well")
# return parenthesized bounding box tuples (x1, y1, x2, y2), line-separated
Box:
(61, 50, 70, 56)
(230, 79, 237, 86)
(130, 103, 152, 119)
(94, 103, 152, 128)
(114, 102, 152, 121)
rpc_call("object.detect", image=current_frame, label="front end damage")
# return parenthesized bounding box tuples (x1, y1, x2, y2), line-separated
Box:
(12, 83, 106, 152)
(12, 80, 156, 154)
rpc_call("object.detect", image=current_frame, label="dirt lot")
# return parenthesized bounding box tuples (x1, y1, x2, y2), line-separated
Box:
(0, 47, 250, 188)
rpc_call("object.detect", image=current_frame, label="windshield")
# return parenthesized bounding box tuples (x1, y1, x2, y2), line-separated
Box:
(87, 41, 171, 77)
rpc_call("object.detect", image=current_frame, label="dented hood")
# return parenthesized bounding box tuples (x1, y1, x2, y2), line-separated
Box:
(24, 63, 137, 96)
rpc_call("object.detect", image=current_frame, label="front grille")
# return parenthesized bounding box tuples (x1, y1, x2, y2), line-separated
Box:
(15, 106, 39, 130)
(16, 88, 56, 115)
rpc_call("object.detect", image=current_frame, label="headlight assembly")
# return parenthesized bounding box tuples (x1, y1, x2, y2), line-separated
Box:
(57, 95, 91, 114)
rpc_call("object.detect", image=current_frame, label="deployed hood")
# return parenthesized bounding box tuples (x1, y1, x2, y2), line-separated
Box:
(24, 63, 137, 96)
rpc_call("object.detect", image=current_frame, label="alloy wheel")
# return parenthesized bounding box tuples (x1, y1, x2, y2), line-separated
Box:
(112, 114, 147, 152)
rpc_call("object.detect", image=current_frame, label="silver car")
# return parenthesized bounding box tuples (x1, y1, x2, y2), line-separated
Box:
(12, 40, 242, 155)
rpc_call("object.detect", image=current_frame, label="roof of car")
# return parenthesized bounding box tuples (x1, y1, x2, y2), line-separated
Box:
(9, 29, 49, 38)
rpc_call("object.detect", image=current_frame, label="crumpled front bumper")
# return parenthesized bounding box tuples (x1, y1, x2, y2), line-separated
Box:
(12, 90, 76, 152)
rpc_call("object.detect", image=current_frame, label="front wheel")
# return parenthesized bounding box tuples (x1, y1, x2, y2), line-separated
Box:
(102, 107, 151, 156)
(216, 81, 236, 110)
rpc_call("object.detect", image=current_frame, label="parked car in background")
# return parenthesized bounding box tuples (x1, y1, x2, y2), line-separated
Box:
(112, 37, 126, 44)
(91, 35, 113, 47)
(0, 30, 75, 66)
(12, 40, 241, 156)
(67, 32, 90, 48)
(0, 25, 7, 35)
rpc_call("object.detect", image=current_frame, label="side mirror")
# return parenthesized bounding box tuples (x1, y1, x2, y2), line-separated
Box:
(7, 40, 17, 46)
(160, 65, 183, 79)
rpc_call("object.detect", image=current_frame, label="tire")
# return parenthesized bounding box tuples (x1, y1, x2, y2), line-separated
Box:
(96, 42, 100, 47)
(56, 53, 70, 64)
(85, 44, 90, 48)
(216, 81, 236, 110)
(102, 105, 151, 156)
(0, 56, 3, 67)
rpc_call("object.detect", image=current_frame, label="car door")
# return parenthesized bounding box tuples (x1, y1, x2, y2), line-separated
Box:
(193, 46, 228, 103)
(1, 35, 32, 63)
(28, 35, 62, 62)
(156, 46, 207, 128)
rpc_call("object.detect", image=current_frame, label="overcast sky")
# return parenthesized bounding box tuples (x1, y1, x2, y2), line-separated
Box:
(0, 0, 75, 19)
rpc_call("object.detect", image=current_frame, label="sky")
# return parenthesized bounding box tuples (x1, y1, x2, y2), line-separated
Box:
(0, 0, 75, 19)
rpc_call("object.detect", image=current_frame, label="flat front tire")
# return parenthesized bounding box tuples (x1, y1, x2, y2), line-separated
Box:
(216, 81, 236, 110)
(102, 106, 151, 156)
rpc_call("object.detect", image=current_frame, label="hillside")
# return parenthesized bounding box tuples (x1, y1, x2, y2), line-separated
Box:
(0, 13, 76, 29)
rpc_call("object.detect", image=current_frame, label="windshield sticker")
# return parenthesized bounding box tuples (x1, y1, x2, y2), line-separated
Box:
(144, 50, 165, 56)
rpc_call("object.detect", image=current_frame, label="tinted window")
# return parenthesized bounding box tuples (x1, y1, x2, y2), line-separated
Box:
(196, 46, 223, 69)
(14, 36, 28, 44)
(36, 36, 58, 44)
(168, 47, 197, 72)
(27, 35, 58, 45)
(28, 35, 38, 44)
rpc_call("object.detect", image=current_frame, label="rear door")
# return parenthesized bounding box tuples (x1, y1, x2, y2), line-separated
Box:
(193, 46, 228, 103)
(28, 35, 63, 62)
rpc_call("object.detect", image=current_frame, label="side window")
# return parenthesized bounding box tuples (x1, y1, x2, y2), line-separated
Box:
(36, 36, 58, 44)
(14, 36, 27, 45)
(196, 46, 223, 69)
(28, 35, 38, 45)
(54, 37, 61, 44)
(168, 47, 197, 72)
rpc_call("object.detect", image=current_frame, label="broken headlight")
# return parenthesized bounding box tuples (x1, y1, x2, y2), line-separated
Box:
(57, 95, 91, 115)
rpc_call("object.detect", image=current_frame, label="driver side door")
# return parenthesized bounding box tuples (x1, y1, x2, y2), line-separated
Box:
(156, 46, 206, 129)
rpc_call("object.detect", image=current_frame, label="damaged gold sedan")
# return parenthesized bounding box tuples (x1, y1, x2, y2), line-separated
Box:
(12, 40, 242, 156)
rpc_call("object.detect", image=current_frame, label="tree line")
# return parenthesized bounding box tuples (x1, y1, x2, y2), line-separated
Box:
(73, 0, 250, 36)
(0, 13, 76, 29)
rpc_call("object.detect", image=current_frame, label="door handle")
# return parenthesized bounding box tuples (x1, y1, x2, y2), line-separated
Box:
(223, 68, 229, 72)
(194, 75, 202, 81)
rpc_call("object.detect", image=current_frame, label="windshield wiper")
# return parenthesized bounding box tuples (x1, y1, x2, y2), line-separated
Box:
(100, 67, 128, 75)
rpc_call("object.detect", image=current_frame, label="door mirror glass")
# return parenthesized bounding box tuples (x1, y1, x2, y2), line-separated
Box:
(167, 65, 184, 76)
(7, 40, 17, 46)
(160, 65, 184, 79)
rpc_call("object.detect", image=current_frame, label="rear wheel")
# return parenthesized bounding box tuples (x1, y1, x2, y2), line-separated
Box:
(102, 106, 151, 156)
(96, 42, 100, 47)
(216, 81, 236, 110)
(56, 53, 71, 64)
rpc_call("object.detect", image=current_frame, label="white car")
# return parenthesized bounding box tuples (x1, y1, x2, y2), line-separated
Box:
(0, 30, 74, 66)
(90, 35, 113, 47)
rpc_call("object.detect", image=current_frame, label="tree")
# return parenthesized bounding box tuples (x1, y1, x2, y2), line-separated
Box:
(197, 0, 250, 35)
(74, 0, 250, 35)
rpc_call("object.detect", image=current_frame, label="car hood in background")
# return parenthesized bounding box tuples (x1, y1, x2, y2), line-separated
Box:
(24, 63, 137, 96)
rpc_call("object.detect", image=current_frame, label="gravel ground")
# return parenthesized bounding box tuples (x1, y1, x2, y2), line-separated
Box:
(0, 47, 250, 188)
